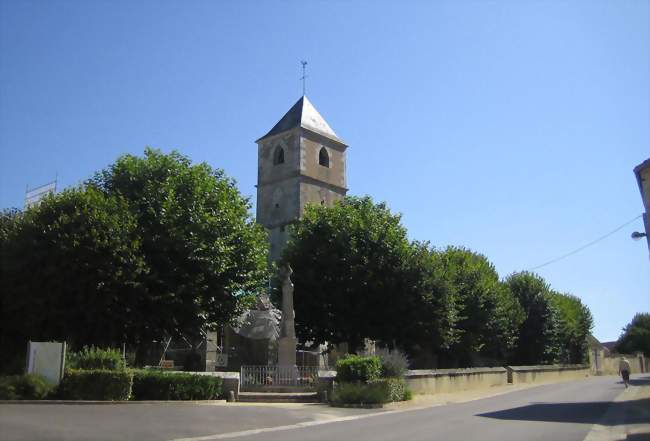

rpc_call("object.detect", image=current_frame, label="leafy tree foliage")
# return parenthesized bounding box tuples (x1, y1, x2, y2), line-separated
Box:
(88, 148, 268, 341)
(283, 196, 413, 351)
(504, 272, 558, 365)
(436, 247, 524, 367)
(616, 313, 650, 356)
(283, 196, 594, 368)
(548, 291, 593, 363)
(2, 188, 145, 353)
(399, 242, 459, 365)
(2, 149, 268, 362)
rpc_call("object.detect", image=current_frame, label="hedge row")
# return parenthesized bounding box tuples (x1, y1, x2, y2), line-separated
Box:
(331, 378, 410, 405)
(0, 374, 56, 400)
(56, 370, 224, 401)
(336, 355, 383, 383)
(66, 346, 125, 371)
(131, 370, 223, 400)
(58, 370, 132, 400)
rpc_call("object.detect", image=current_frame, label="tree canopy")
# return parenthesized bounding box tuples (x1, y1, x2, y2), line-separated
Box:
(282, 196, 413, 352)
(436, 247, 524, 367)
(1, 149, 269, 361)
(548, 291, 593, 363)
(616, 313, 650, 356)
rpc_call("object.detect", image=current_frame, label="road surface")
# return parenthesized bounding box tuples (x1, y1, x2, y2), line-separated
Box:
(1, 374, 648, 441)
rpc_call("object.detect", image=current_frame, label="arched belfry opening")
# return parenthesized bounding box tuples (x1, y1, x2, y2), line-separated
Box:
(273, 146, 285, 165)
(318, 147, 329, 168)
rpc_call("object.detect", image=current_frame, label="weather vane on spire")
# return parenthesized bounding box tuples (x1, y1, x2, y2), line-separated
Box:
(300, 60, 308, 96)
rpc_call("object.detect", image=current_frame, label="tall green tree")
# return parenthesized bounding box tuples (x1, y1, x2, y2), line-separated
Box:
(506, 271, 559, 365)
(282, 196, 414, 351)
(436, 247, 524, 367)
(2, 149, 269, 363)
(88, 148, 269, 340)
(1, 188, 145, 353)
(548, 291, 593, 364)
(616, 313, 650, 356)
(398, 242, 460, 366)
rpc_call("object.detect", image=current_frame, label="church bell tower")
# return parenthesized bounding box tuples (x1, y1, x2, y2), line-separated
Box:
(256, 96, 348, 261)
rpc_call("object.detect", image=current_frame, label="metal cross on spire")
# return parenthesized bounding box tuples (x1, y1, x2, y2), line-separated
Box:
(300, 60, 308, 96)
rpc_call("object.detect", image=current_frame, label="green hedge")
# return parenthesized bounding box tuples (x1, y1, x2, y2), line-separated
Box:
(131, 370, 223, 400)
(331, 378, 411, 405)
(58, 369, 132, 400)
(66, 346, 125, 371)
(336, 355, 382, 383)
(0, 374, 55, 400)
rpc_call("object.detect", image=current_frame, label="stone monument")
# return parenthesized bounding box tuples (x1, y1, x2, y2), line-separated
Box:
(277, 265, 297, 368)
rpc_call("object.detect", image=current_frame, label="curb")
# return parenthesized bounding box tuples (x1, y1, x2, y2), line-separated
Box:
(0, 399, 227, 405)
(328, 403, 384, 409)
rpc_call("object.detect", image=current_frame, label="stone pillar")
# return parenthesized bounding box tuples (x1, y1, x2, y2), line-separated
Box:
(278, 265, 297, 368)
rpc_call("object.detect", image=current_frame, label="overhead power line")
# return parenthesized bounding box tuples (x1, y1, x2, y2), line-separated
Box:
(527, 214, 643, 271)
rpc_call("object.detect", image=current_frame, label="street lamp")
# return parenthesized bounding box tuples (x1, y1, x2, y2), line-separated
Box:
(631, 231, 647, 241)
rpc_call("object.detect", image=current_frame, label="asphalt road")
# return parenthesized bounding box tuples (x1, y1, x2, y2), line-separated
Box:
(1, 375, 648, 441)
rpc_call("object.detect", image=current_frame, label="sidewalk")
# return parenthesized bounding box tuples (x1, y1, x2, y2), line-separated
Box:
(584, 375, 650, 441)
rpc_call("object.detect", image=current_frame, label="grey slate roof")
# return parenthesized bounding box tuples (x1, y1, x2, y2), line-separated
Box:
(257, 95, 343, 143)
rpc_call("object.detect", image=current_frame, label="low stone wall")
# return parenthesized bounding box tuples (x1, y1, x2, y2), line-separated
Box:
(405, 367, 508, 395)
(506, 364, 589, 385)
(597, 357, 646, 376)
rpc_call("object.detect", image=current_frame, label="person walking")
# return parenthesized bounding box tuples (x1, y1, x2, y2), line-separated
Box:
(619, 356, 631, 388)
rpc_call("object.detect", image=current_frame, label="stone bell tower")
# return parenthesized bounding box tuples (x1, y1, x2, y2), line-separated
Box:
(256, 96, 348, 261)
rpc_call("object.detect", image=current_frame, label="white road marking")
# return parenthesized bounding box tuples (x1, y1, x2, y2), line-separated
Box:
(167, 405, 436, 441)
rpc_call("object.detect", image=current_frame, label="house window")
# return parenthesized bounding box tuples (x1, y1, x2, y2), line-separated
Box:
(319, 147, 329, 167)
(273, 146, 285, 165)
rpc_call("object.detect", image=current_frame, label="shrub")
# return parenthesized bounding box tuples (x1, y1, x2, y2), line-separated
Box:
(131, 370, 223, 400)
(0, 374, 55, 400)
(331, 381, 387, 405)
(58, 369, 132, 400)
(376, 348, 410, 378)
(67, 346, 125, 371)
(377, 378, 410, 402)
(336, 355, 382, 383)
(331, 378, 411, 405)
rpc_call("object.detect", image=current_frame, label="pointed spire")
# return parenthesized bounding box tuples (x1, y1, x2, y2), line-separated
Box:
(257, 96, 342, 143)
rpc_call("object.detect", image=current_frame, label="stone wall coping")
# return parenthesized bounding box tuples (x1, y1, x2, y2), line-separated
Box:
(405, 367, 507, 378)
(506, 364, 589, 373)
(171, 371, 240, 380)
(318, 370, 337, 379)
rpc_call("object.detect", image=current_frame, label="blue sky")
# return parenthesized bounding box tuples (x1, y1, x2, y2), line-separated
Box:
(1, 0, 648, 342)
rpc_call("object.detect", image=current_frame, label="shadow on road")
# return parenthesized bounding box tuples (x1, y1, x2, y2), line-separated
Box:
(630, 377, 650, 387)
(477, 399, 650, 425)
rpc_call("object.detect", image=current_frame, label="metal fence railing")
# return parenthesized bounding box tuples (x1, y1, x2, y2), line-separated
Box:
(240, 365, 319, 389)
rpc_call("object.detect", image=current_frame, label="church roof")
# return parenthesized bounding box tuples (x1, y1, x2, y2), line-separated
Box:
(257, 96, 343, 143)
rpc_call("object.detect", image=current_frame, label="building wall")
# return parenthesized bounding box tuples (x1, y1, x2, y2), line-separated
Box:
(637, 164, 650, 211)
(300, 132, 346, 190)
(256, 127, 347, 262)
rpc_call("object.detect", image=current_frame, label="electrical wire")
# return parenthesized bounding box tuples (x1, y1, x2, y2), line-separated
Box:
(527, 214, 643, 271)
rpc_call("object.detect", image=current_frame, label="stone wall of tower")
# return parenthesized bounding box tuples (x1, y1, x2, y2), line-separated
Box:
(255, 100, 348, 263)
(256, 131, 301, 230)
(299, 132, 347, 191)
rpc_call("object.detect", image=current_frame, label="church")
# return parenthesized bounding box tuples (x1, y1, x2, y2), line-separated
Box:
(255, 95, 349, 261)
(202, 96, 349, 371)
